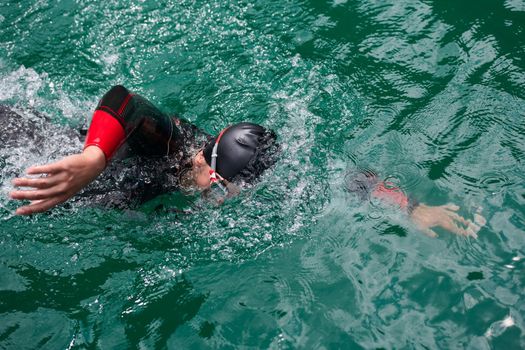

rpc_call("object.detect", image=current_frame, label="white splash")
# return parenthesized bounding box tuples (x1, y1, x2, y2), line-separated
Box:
(101, 53, 119, 66)
(0, 66, 44, 105)
(485, 315, 515, 338)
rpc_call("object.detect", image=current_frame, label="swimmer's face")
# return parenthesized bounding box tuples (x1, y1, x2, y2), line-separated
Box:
(192, 150, 213, 189)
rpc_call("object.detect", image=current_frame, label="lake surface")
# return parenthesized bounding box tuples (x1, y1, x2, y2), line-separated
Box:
(1, 0, 524, 348)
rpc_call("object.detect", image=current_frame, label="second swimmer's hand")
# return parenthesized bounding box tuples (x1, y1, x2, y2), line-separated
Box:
(10, 146, 106, 215)
(410, 203, 486, 238)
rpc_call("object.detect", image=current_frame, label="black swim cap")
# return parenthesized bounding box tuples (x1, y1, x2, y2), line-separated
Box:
(203, 122, 278, 182)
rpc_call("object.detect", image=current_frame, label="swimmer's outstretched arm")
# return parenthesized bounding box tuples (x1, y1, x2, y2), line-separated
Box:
(10, 146, 106, 215)
(349, 173, 486, 238)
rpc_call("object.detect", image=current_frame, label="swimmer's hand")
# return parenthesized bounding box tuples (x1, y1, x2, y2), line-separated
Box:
(10, 146, 106, 215)
(410, 203, 486, 238)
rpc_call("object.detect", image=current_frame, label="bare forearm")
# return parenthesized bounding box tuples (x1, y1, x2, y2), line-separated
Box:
(82, 146, 106, 172)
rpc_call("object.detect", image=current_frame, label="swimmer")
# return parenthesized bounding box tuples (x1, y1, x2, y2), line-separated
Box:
(5, 86, 485, 238)
(345, 170, 486, 238)
(8, 85, 279, 215)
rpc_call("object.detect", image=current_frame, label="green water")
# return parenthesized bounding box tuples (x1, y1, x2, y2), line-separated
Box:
(1, 0, 524, 348)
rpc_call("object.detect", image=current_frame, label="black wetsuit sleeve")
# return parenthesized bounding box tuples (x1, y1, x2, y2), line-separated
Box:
(96, 85, 181, 156)
(79, 86, 212, 210)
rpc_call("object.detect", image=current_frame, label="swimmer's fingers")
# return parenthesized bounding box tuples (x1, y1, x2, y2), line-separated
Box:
(423, 228, 438, 238)
(446, 211, 470, 226)
(460, 218, 481, 238)
(441, 204, 480, 238)
(466, 217, 485, 238)
(442, 203, 460, 212)
(474, 212, 487, 227)
(447, 206, 486, 237)
(12, 174, 64, 189)
(26, 161, 66, 175)
(15, 197, 65, 215)
(441, 218, 478, 239)
(10, 184, 69, 201)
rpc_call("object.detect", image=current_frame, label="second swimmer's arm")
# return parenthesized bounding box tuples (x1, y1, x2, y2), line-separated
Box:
(10, 146, 106, 215)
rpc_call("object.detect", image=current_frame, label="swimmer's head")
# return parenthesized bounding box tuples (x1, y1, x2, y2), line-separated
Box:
(203, 122, 279, 183)
(189, 122, 278, 190)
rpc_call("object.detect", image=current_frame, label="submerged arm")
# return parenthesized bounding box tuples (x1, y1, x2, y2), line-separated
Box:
(348, 172, 486, 238)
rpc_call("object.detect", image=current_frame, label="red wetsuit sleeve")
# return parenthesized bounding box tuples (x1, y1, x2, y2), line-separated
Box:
(84, 110, 126, 161)
(371, 182, 409, 209)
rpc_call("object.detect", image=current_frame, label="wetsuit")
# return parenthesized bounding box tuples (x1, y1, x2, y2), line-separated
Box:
(0, 86, 210, 209)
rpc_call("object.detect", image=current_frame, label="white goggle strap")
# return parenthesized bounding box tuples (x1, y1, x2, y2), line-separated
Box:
(210, 143, 227, 193)
(211, 142, 218, 171)
(209, 128, 229, 194)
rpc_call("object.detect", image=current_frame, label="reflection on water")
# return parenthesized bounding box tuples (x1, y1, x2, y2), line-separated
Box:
(1, 0, 524, 348)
